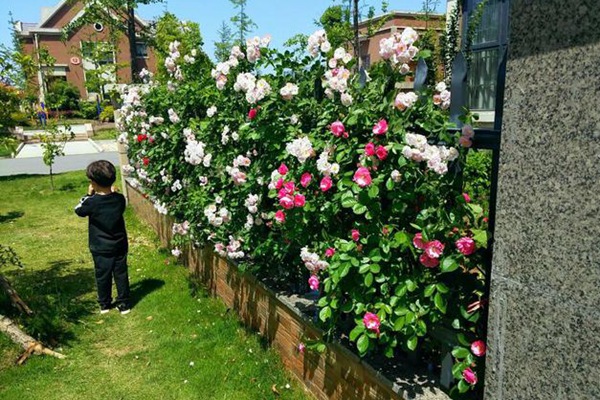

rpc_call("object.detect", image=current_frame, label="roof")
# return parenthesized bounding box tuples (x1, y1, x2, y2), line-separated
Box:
(358, 10, 445, 27)
(15, 0, 149, 37)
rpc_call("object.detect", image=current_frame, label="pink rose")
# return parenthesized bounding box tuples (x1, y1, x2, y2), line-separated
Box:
(294, 194, 306, 207)
(275, 178, 284, 190)
(137, 134, 147, 142)
(325, 248, 335, 258)
(308, 275, 320, 291)
(375, 146, 388, 161)
(365, 142, 376, 156)
(462, 124, 475, 139)
(353, 167, 372, 187)
(413, 233, 426, 249)
(278, 163, 289, 175)
(280, 195, 295, 209)
(363, 312, 380, 334)
(274, 210, 285, 223)
(283, 181, 295, 194)
(142, 157, 149, 166)
(459, 135, 472, 148)
(330, 120, 345, 137)
(456, 237, 476, 256)
(351, 229, 360, 242)
(419, 253, 439, 268)
(425, 240, 445, 259)
(277, 188, 287, 199)
(372, 119, 388, 135)
(462, 368, 478, 385)
(300, 172, 312, 187)
(320, 176, 333, 192)
(471, 340, 486, 357)
(433, 94, 442, 105)
(248, 108, 258, 120)
(297, 342, 306, 353)
(462, 192, 471, 203)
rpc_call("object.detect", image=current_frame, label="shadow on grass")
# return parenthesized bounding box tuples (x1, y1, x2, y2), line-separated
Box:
(59, 182, 77, 192)
(129, 278, 165, 308)
(0, 211, 24, 224)
(1, 260, 97, 347)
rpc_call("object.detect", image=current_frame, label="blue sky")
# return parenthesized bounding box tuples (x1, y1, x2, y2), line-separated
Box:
(1, 0, 447, 60)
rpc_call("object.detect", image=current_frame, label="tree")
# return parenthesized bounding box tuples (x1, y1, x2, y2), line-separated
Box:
(229, 0, 257, 46)
(64, 0, 164, 82)
(214, 21, 234, 62)
(318, 6, 352, 50)
(153, 12, 212, 81)
(38, 125, 75, 189)
(418, 0, 444, 85)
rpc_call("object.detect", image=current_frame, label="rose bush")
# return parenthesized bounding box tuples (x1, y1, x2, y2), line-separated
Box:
(118, 28, 488, 397)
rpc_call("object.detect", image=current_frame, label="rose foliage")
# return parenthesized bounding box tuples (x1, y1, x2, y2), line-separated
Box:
(119, 29, 488, 397)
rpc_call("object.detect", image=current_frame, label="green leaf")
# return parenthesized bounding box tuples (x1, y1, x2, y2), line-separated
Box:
(349, 324, 366, 341)
(424, 284, 436, 297)
(359, 264, 370, 274)
(407, 336, 418, 351)
(468, 203, 483, 215)
(369, 264, 381, 274)
(452, 347, 470, 359)
(471, 229, 488, 248)
(357, 333, 369, 354)
(440, 256, 459, 273)
(385, 178, 394, 190)
(406, 279, 417, 292)
(436, 283, 450, 293)
(339, 263, 351, 277)
(434, 292, 447, 314)
(393, 316, 405, 331)
(364, 272, 374, 287)
(458, 379, 471, 393)
(319, 306, 332, 322)
(352, 203, 367, 215)
(368, 185, 379, 198)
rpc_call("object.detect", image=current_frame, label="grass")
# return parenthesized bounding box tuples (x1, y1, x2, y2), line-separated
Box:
(0, 172, 310, 400)
(92, 128, 118, 141)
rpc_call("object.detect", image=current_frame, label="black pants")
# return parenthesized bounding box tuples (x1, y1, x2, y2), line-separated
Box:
(92, 253, 130, 309)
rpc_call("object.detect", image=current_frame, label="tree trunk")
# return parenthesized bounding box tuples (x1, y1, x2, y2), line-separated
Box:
(0, 274, 32, 315)
(126, 1, 138, 82)
(0, 314, 65, 363)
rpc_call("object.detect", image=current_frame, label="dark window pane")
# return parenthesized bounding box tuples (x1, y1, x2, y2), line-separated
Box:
(473, 0, 502, 46)
(136, 42, 148, 58)
(468, 48, 499, 110)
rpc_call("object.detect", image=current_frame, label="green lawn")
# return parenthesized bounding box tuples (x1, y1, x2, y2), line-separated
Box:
(92, 128, 118, 141)
(0, 172, 310, 400)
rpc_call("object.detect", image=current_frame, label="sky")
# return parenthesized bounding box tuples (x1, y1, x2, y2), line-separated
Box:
(0, 0, 447, 60)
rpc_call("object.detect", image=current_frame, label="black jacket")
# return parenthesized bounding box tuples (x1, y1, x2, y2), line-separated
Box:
(75, 192, 128, 255)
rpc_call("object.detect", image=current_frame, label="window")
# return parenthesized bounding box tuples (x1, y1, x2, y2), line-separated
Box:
(81, 41, 114, 64)
(93, 22, 104, 32)
(360, 54, 371, 70)
(463, 0, 510, 111)
(135, 42, 148, 58)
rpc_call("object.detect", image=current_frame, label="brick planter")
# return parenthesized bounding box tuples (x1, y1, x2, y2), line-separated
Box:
(127, 182, 449, 400)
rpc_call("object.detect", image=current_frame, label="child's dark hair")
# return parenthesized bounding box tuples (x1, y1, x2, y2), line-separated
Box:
(86, 160, 116, 187)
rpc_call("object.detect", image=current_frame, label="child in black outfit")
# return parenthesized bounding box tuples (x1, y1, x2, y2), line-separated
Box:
(75, 160, 131, 314)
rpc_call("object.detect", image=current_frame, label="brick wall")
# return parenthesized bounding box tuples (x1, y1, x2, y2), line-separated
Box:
(127, 182, 448, 400)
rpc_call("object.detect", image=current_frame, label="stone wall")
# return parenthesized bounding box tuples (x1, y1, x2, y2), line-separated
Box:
(485, 1, 600, 399)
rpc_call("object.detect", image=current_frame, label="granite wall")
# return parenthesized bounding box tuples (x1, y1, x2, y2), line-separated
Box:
(485, 1, 600, 399)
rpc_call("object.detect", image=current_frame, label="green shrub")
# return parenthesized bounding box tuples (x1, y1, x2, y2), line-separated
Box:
(46, 81, 80, 111)
(77, 100, 99, 119)
(99, 105, 115, 122)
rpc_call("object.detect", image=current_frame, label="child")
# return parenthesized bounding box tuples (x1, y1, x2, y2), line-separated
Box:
(75, 160, 130, 314)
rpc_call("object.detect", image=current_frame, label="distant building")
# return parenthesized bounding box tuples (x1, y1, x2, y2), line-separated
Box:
(357, 10, 446, 74)
(14, 0, 157, 101)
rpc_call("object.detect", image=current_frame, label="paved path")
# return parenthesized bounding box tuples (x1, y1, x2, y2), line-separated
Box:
(0, 151, 120, 176)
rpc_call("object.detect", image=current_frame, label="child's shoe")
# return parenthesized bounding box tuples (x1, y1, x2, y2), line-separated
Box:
(116, 303, 131, 315)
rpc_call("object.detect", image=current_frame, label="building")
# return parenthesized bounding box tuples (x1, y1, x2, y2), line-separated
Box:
(14, 0, 157, 102)
(357, 11, 446, 74)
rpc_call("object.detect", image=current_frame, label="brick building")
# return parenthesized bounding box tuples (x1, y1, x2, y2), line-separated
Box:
(357, 11, 445, 71)
(14, 0, 157, 102)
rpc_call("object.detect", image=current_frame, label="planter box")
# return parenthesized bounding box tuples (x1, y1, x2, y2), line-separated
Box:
(126, 182, 449, 400)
